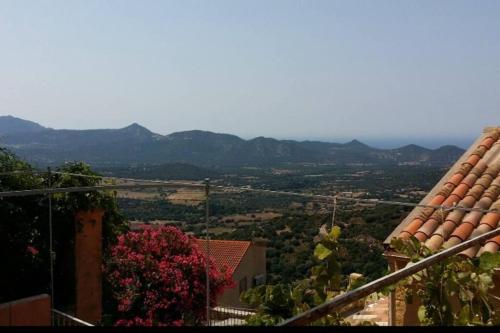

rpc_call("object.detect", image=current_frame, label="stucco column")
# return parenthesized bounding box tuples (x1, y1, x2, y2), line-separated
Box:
(74, 209, 104, 324)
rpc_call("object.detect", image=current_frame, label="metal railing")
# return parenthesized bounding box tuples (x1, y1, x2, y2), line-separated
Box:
(279, 226, 500, 326)
(52, 309, 93, 326)
(210, 305, 255, 326)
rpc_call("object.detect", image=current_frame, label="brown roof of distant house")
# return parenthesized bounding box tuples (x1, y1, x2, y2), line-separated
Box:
(195, 239, 251, 275)
(385, 127, 500, 258)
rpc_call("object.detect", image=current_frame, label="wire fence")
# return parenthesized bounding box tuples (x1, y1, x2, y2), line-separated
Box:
(1, 170, 498, 214)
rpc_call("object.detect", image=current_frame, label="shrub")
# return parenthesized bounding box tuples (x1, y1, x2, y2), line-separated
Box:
(104, 226, 233, 326)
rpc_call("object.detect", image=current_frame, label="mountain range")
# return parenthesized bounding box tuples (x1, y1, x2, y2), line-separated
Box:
(0, 115, 465, 168)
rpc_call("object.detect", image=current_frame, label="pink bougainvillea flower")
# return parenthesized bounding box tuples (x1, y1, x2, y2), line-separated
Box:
(104, 226, 233, 326)
(26, 246, 39, 256)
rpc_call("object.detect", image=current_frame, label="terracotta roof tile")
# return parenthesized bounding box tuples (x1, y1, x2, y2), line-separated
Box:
(461, 174, 478, 188)
(477, 223, 494, 233)
(476, 174, 494, 189)
(460, 195, 477, 207)
(477, 241, 499, 256)
(459, 244, 481, 259)
(467, 185, 485, 200)
(476, 196, 494, 210)
(450, 222, 475, 242)
(469, 160, 488, 176)
(459, 229, 485, 258)
(462, 210, 485, 226)
(472, 146, 489, 158)
(446, 173, 464, 187)
(450, 183, 470, 199)
(445, 210, 465, 226)
(414, 232, 428, 242)
(390, 128, 500, 258)
(456, 163, 474, 176)
(486, 235, 500, 247)
(425, 234, 444, 250)
(492, 177, 500, 188)
(479, 212, 500, 229)
(429, 195, 446, 206)
(195, 239, 251, 275)
(443, 236, 461, 249)
(427, 220, 458, 250)
(416, 218, 440, 240)
(401, 218, 425, 235)
(465, 154, 481, 167)
(481, 137, 496, 149)
(442, 194, 462, 207)
(436, 220, 457, 236)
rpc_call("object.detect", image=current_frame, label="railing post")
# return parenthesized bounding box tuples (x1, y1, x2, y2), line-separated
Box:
(47, 167, 55, 326)
(205, 178, 211, 326)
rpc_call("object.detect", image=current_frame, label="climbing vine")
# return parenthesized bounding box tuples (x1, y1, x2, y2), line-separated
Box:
(390, 237, 500, 326)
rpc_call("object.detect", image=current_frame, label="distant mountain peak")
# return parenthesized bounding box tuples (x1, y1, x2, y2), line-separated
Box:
(120, 122, 158, 136)
(0, 115, 46, 135)
(435, 144, 464, 152)
(397, 144, 429, 151)
(344, 139, 369, 148)
(123, 122, 148, 130)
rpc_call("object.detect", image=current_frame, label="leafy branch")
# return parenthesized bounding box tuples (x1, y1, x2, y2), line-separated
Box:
(390, 237, 500, 326)
(241, 224, 366, 326)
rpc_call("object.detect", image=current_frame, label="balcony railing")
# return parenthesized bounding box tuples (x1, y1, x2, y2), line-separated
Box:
(279, 226, 500, 326)
(52, 309, 93, 326)
(210, 305, 255, 326)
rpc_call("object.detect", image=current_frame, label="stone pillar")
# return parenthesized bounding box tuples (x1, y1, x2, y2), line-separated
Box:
(74, 209, 104, 324)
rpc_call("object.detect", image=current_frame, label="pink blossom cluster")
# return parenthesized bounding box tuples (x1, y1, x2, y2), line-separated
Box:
(104, 226, 234, 326)
(26, 245, 39, 256)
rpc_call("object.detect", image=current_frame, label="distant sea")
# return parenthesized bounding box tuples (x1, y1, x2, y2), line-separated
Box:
(356, 137, 474, 150)
(286, 137, 475, 150)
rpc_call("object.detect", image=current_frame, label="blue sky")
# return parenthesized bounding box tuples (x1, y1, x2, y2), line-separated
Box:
(0, 0, 498, 148)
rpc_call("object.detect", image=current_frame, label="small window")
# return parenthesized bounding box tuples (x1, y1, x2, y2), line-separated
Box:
(239, 278, 247, 294)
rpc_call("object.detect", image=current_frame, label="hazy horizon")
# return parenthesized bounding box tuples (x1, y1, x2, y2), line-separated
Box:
(1, 1, 498, 144)
(1, 113, 474, 149)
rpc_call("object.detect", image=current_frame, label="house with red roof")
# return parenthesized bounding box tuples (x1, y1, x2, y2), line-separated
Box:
(384, 127, 500, 325)
(195, 239, 267, 308)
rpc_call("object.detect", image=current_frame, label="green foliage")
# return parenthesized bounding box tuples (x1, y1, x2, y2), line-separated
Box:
(0, 148, 47, 302)
(51, 162, 128, 250)
(0, 149, 127, 308)
(241, 225, 354, 326)
(390, 237, 500, 326)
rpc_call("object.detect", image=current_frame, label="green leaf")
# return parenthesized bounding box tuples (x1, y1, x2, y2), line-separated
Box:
(329, 226, 341, 240)
(417, 305, 427, 323)
(479, 252, 500, 271)
(314, 243, 333, 260)
(457, 305, 471, 325)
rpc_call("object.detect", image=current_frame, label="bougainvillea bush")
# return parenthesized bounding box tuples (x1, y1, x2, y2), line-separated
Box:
(104, 226, 233, 326)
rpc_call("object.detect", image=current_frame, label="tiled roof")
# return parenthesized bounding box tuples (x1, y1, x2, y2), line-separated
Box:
(195, 239, 251, 275)
(386, 127, 500, 258)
